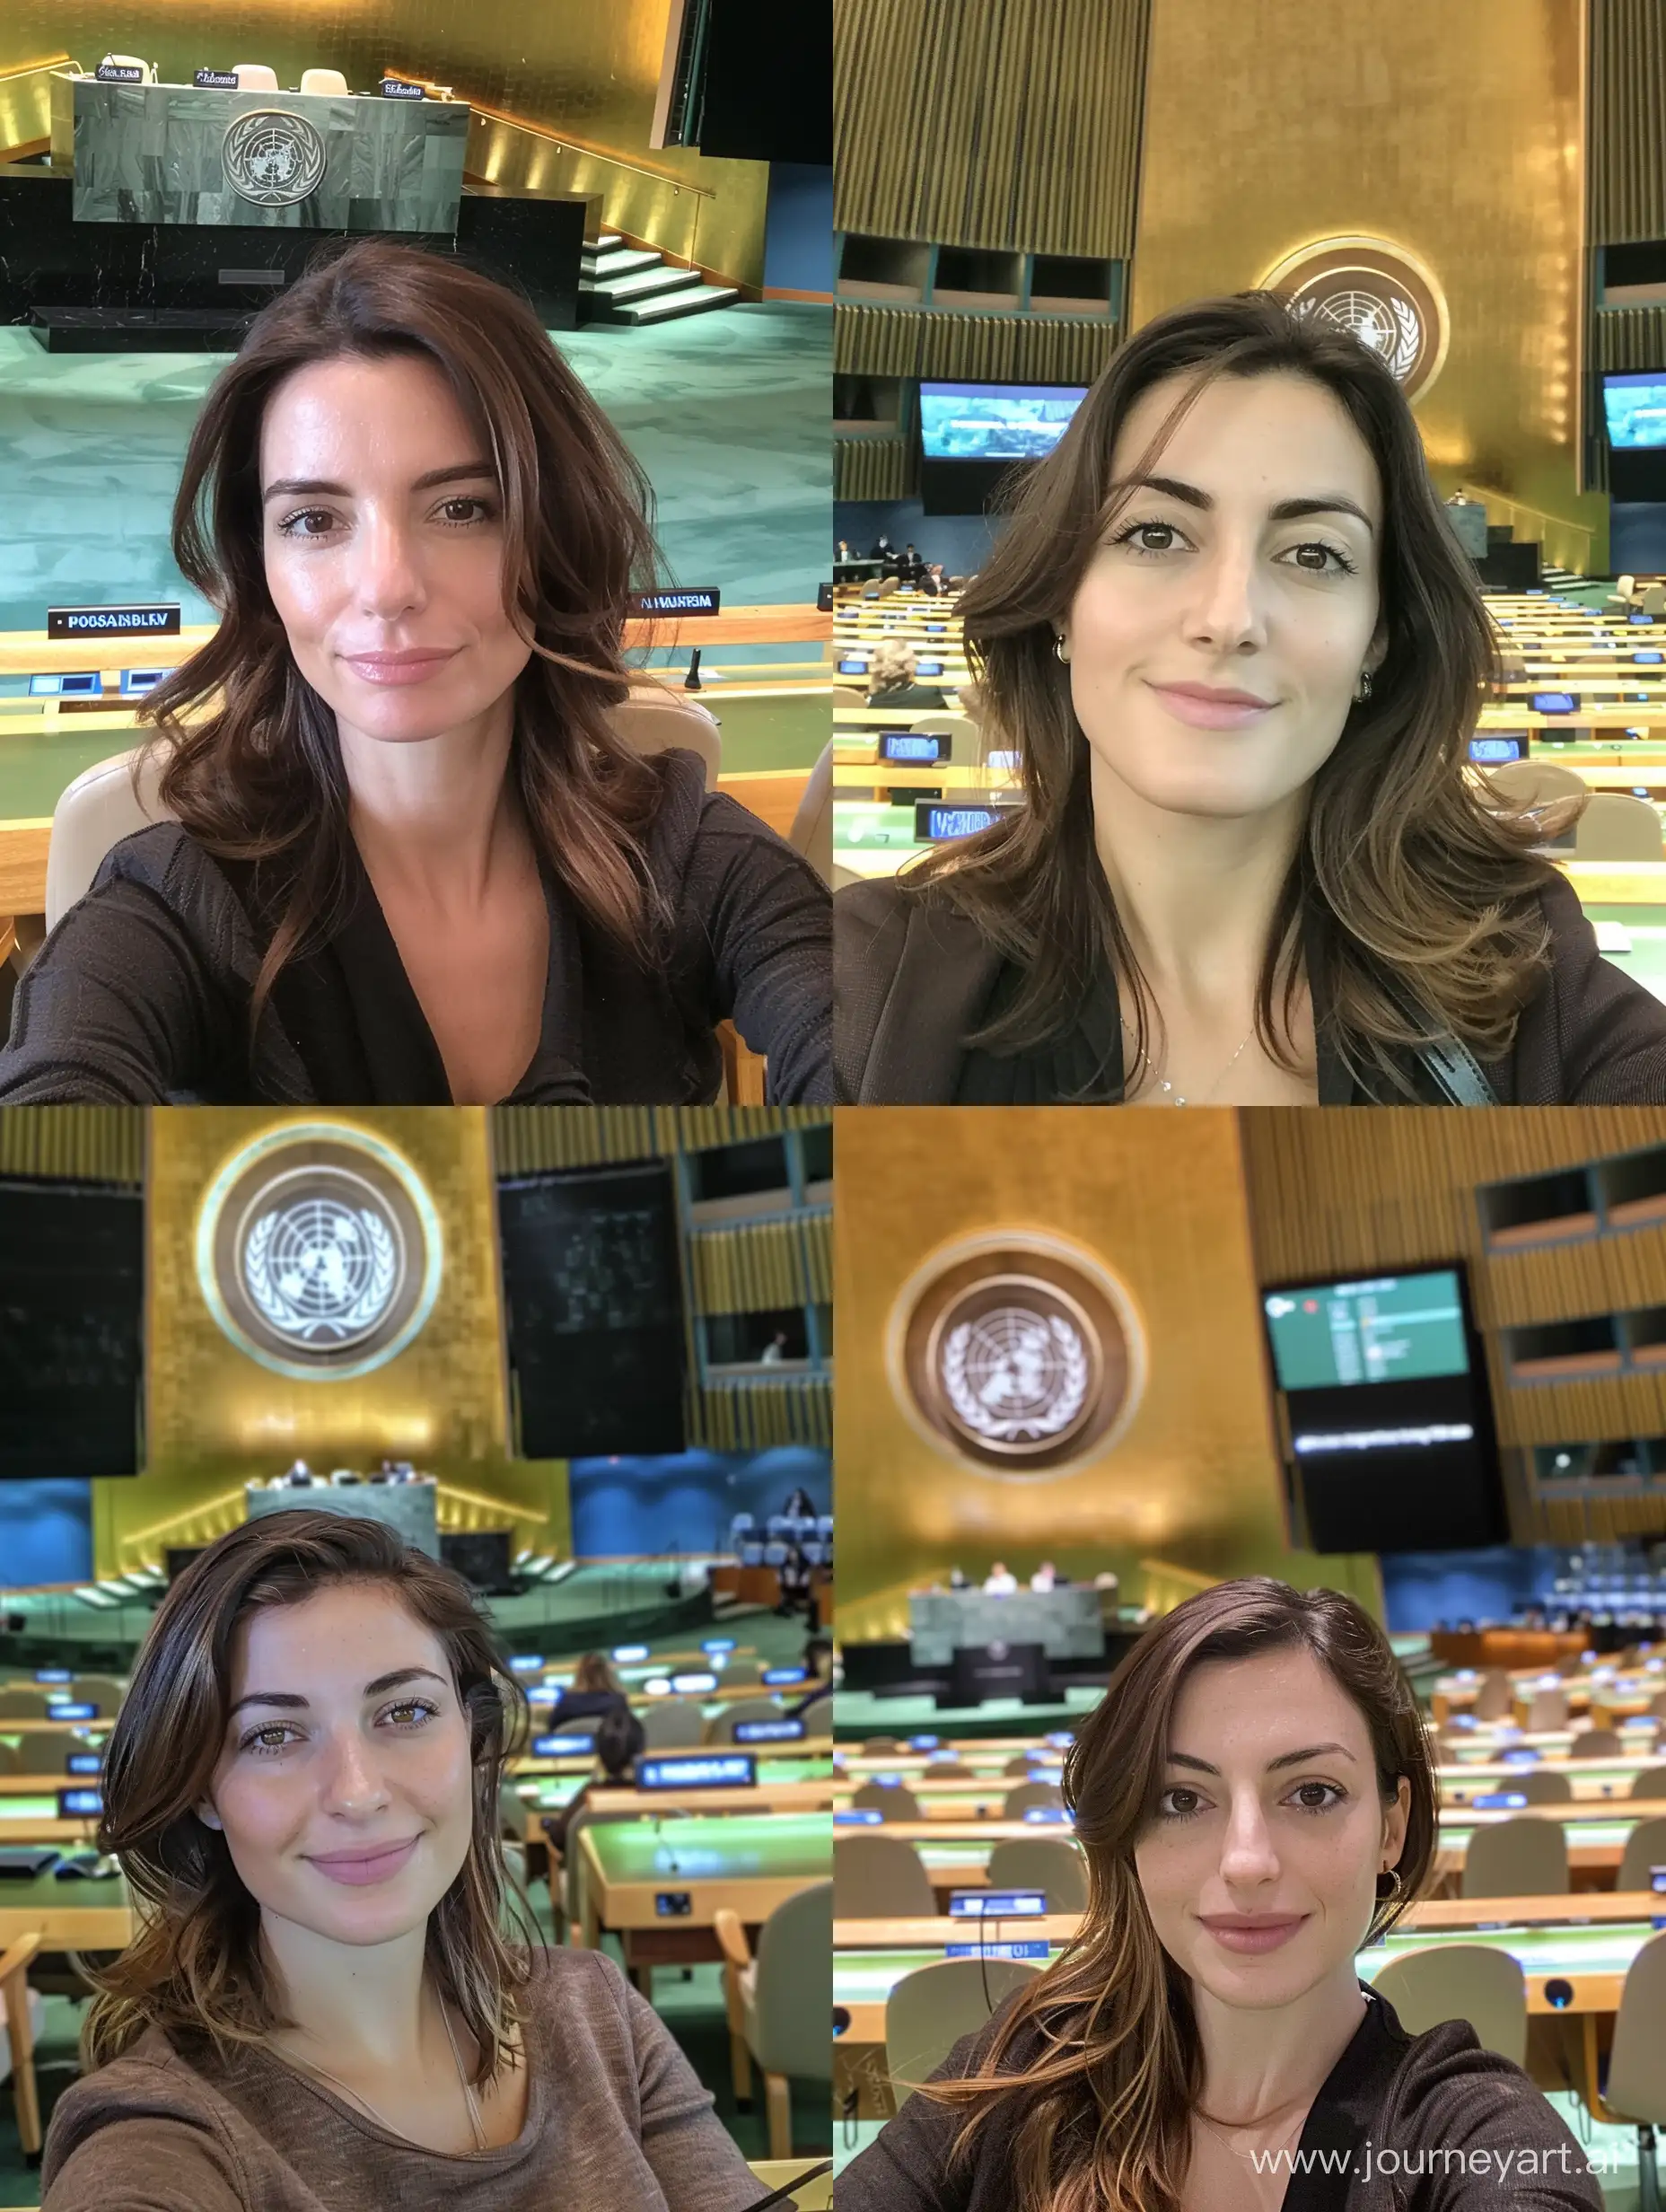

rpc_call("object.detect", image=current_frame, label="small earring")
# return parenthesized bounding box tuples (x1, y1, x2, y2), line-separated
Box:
(1054, 634, 1070, 664)
(1355, 667, 1373, 702)
(1375, 1865, 1402, 1902)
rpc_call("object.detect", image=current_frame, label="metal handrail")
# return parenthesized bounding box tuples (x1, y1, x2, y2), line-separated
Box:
(1458, 481, 1596, 564)
(428, 90, 715, 198)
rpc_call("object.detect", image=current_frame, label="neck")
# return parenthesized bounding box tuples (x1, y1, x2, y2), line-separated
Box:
(1088, 750, 1307, 1012)
(338, 689, 528, 910)
(260, 1909, 437, 2077)
(1191, 1960, 1367, 2126)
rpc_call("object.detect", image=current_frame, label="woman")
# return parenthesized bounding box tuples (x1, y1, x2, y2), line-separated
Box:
(835, 292, 1666, 1103)
(39, 1512, 766, 2211)
(839, 1577, 1601, 2210)
(539, 1704, 645, 1861)
(0, 239, 829, 1107)
(548, 1652, 629, 1731)
(865, 641, 950, 714)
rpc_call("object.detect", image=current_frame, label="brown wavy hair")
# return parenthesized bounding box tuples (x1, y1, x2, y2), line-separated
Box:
(135, 236, 671, 1045)
(78, 1510, 544, 2088)
(920, 1576, 1437, 2212)
(903, 292, 1568, 1099)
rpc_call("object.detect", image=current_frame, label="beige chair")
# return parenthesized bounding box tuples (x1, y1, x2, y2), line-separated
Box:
(1575, 1927, 1666, 2204)
(1471, 1671, 1513, 1723)
(986, 1837, 1088, 1914)
(1002, 1755, 1039, 1778)
(834, 1833, 934, 1918)
(0, 1692, 50, 1722)
(1475, 759, 1586, 838)
(1614, 574, 1638, 608)
(1371, 1943, 1528, 2066)
(43, 687, 723, 929)
(0, 1931, 44, 2163)
(717, 1659, 766, 1689)
(1570, 1727, 1625, 1759)
(639, 1699, 705, 1750)
(746, 2162, 831, 2210)
(861, 1736, 903, 1754)
(0, 1742, 15, 1775)
(1510, 1768, 1573, 1804)
(1630, 1764, 1666, 1799)
(1643, 584, 1666, 617)
(1649, 1689, 1666, 1722)
(231, 63, 281, 91)
(788, 741, 832, 886)
(1461, 1815, 1569, 1898)
(12, 1734, 89, 1777)
(851, 1779, 922, 1821)
(1001, 1781, 1064, 1820)
(1574, 792, 1664, 861)
(299, 68, 349, 96)
(714, 1883, 831, 2156)
(885, 1957, 1042, 2107)
(1617, 1815, 1666, 1894)
(67, 1679, 123, 1711)
(1523, 1687, 1570, 1733)
(705, 1698, 785, 1745)
(919, 1760, 976, 1779)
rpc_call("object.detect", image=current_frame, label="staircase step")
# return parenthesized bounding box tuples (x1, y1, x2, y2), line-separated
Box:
(583, 246, 662, 280)
(621, 284, 741, 325)
(589, 265, 705, 304)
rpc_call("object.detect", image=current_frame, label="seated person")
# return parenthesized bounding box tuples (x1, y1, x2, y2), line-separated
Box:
(1029, 1559, 1059, 1593)
(836, 291, 1666, 1105)
(981, 1560, 1018, 1595)
(539, 1705, 645, 1861)
(864, 641, 949, 714)
(785, 1637, 834, 1725)
(839, 1576, 1603, 2211)
(548, 1652, 629, 1730)
(40, 1511, 762, 2210)
(0, 239, 829, 1108)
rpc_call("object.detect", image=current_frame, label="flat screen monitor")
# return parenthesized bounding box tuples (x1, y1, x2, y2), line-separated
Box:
(1637, 651, 1664, 663)
(1603, 372, 1666, 449)
(636, 1753, 757, 1791)
(1469, 736, 1526, 763)
(439, 1531, 513, 1593)
(881, 732, 946, 764)
(119, 668, 171, 697)
(28, 672, 99, 698)
(1261, 1265, 1506, 1552)
(0, 1180, 145, 1480)
(837, 656, 868, 675)
(915, 802, 1015, 842)
(733, 1716, 807, 1743)
(1530, 693, 1575, 715)
(919, 382, 1088, 462)
(915, 659, 945, 675)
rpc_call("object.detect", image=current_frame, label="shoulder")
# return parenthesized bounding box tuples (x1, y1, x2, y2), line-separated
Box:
(834, 873, 1000, 1102)
(1376, 2014, 1602, 2199)
(1517, 870, 1666, 1103)
(41, 2027, 250, 2205)
(92, 821, 229, 899)
(638, 747, 822, 891)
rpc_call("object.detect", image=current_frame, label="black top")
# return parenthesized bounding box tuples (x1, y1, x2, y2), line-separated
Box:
(834, 868, 1666, 1104)
(867, 682, 950, 712)
(837, 1986, 1603, 2211)
(0, 751, 831, 1106)
(548, 1688, 630, 1729)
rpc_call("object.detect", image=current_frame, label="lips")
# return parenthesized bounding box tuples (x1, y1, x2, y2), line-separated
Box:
(307, 1836, 420, 1886)
(338, 648, 461, 688)
(1198, 1913, 1310, 1955)
(1147, 680, 1277, 730)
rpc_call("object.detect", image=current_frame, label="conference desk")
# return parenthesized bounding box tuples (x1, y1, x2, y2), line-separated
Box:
(0, 1865, 131, 1951)
(576, 1812, 829, 1980)
(907, 1587, 1106, 1667)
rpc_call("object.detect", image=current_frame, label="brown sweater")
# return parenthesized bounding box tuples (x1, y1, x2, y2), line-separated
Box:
(40, 1946, 767, 2212)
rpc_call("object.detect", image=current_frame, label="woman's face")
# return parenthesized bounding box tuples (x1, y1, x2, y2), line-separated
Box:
(1134, 1646, 1409, 2014)
(259, 351, 532, 743)
(194, 1582, 478, 1949)
(1060, 369, 1387, 822)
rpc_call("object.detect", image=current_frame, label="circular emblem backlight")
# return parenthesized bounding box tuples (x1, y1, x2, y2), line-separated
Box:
(1263, 235, 1449, 401)
(223, 109, 327, 208)
(887, 1232, 1146, 1478)
(196, 1125, 443, 1381)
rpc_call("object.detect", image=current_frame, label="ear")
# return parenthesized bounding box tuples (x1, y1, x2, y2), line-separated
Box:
(1365, 621, 1390, 677)
(1380, 1774, 1411, 1867)
(196, 1802, 224, 1833)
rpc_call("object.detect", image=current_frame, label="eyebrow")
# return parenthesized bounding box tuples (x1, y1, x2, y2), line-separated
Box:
(1115, 473, 1377, 535)
(1164, 1741, 1359, 1776)
(228, 1665, 448, 1719)
(261, 462, 497, 504)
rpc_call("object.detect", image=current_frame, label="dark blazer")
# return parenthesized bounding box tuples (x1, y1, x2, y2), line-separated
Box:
(866, 681, 950, 713)
(837, 1985, 1604, 2211)
(0, 751, 831, 1107)
(548, 1688, 630, 1731)
(834, 868, 1666, 1104)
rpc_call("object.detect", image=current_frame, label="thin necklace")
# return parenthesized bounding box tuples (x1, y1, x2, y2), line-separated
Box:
(1193, 2090, 1310, 2164)
(1120, 1014, 1255, 1106)
(270, 1995, 488, 2151)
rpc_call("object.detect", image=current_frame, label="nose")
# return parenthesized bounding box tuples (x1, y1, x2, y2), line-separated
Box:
(1217, 1788, 1282, 1888)
(314, 1725, 395, 1813)
(354, 511, 426, 623)
(1181, 529, 1267, 657)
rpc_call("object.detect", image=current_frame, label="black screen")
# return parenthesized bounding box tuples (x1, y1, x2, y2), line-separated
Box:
(696, 0, 832, 162)
(497, 1163, 686, 1457)
(440, 1531, 514, 1593)
(0, 1180, 144, 1479)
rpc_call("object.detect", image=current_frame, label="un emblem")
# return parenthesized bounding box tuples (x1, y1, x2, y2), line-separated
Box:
(888, 1233, 1145, 1477)
(1262, 236, 1449, 401)
(196, 1126, 443, 1381)
(223, 109, 327, 208)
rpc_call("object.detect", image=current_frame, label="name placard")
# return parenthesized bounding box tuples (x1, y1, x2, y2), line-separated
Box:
(48, 604, 181, 639)
(381, 77, 425, 100)
(95, 63, 145, 83)
(194, 69, 238, 89)
(628, 587, 722, 617)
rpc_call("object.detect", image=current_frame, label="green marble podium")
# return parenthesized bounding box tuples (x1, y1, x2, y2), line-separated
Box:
(908, 1585, 1107, 1666)
(66, 76, 468, 232)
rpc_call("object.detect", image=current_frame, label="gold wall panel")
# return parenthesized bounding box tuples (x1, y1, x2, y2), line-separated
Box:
(0, 53, 66, 160)
(833, 303, 1122, 384)
(1240, 1106, 1666, 1461)
(834, 0, 1149, 256)
(1589, 0, 1666, 242)
(490, 1104, 829, 1174)
(0, 1105, 143, 1183)
(1131, 0, 1608, 568)
(689, 1216, 831, 1315)
(691, 1375, 832, 1452)
(3, 3, 767, 285)
(96, 1108, 567, 1579)
(835, 434, 916, 503)
(1594, 303, 1666, 369)
(834, 1107, 1381, 1646)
